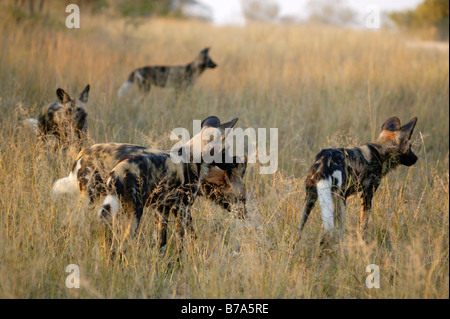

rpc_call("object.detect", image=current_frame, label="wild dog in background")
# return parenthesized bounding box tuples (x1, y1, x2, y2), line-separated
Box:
(298, 116, 418, 244)
(27, 84, 90, 148)
(52, 142, 247, 217)
(118, 48, 217, 98)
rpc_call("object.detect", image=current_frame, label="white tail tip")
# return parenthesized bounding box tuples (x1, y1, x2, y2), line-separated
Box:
(52, 174, 78, 198)
(52, 158, 82, 198)
(24, 118, 39, 133)
(118, 81, 133, 99)
(98, 195, 120, 219)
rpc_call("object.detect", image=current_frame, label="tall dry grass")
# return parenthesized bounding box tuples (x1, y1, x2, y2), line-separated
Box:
(0, 4, 448, 298)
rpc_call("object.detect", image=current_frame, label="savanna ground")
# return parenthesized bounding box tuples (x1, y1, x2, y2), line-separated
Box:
(0, 4, 448, 299)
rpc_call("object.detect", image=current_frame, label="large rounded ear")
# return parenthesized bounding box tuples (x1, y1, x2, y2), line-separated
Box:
(56, 88, 71, 104)
(201, 47, 210, 56)
(201, 116, 220, 128)
(79, 84, 90, 103)
(219, 118, 238, 131)
(400, 117, 418, 140)
(381, 116, 401, 132)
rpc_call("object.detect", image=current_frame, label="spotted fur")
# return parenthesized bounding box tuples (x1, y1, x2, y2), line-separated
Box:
(299, 116, 418, 243)
(52, 141, 247, 219)
(118, 48, 217, 98)
(99, 116, 241, 250)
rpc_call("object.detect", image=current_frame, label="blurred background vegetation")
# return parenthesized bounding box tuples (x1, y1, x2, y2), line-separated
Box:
(389, 0, 449, 41)
(0, 0, 448, 299)
(4, 0, 449, 41)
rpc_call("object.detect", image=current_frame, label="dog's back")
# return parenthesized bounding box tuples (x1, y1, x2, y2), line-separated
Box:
(106, 151, 186, 206)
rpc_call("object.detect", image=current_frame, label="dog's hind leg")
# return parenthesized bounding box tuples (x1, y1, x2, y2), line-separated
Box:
(142, 81, 151, 95)
(155, 208, 170, 253)
(291, 186, 317, 251)
(333, 195, 346, 241)
(299, 186, 318, 232)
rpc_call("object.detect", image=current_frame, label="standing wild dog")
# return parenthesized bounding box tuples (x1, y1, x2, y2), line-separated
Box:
(28, 85, 90, 147)
(117, 48, 217, 98)
(298, 116, 418, 244)
(52, 142, 247, 217)
(96, 116, 242, 251)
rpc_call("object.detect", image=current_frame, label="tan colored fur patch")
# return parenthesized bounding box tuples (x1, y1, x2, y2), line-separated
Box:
(359, 145, 372, 162)
(204, 167, 226, 185)
(378, 130, 399, 143)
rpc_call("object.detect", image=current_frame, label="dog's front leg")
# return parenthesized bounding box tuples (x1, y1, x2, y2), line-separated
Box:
(359, 182, 378, 238)
(156, 208, 170, 253)
(359, 195, 371, 239)
(175, 203, 196, 243)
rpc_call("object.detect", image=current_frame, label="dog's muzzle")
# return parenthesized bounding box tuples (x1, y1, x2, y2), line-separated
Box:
(400, 151, 418, 167)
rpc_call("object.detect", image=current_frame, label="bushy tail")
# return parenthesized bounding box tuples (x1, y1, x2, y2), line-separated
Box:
(117, 71, 135, 99)
(52, 158, 82, 198)
(316, 177, 335, 233)
(98, 194, 120, 221)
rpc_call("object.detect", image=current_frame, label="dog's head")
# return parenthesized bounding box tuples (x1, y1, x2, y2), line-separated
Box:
(180, 116, 246, 217)
(56, 84, 90, 131)
(202, 156, 248, 219)
(184, 115, 238, 161)
(377, 116, 418, 167)
(197, 47, 217, 69)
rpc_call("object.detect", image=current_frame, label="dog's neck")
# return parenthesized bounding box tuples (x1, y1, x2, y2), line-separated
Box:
(365, 142, 400, 176)
(187, 60, 206, 76)
(172, 145, 206, 183)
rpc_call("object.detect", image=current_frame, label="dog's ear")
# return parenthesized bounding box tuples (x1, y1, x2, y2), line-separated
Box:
(79, 84, 90, 104)
(56, 88, 71, 105)
(201, 116, 220, 128)
(381, 116, 401, 132)
(201, 47, 210, 56)
(217, 118, 238, 141)
(400, 117, 418, 140)
(218, 118, 238, 132)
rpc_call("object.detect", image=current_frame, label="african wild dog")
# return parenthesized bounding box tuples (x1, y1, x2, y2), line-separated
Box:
(298, 116, 418, 243)
(117, 48, 217, 98)
(99, 116, 241, 251)
(52, 142, 247, 218)
(54, 116, 243, 251)
(28, 85, 90, 147)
